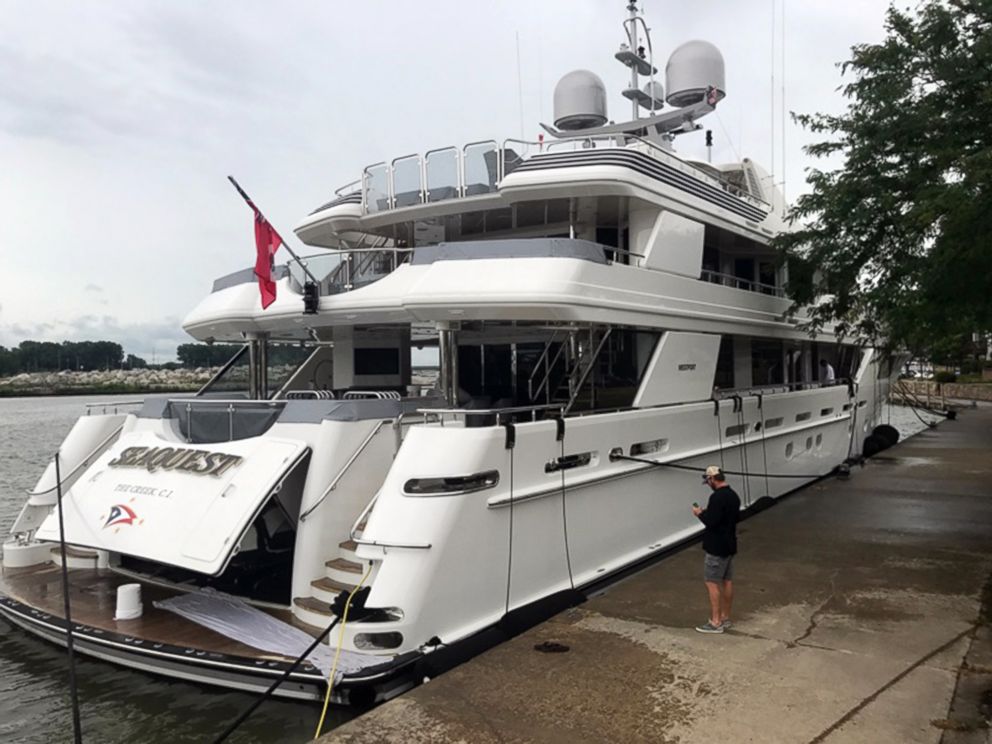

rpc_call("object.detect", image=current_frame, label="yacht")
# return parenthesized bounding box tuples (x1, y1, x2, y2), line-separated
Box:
(0, 2, 895, 705)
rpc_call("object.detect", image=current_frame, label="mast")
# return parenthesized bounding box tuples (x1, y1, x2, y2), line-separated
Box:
(628, 1, 639, 121)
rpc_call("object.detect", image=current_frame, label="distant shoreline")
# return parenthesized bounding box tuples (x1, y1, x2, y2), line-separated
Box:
(0, 384, 199, 399)
(0, 368, 214, 399)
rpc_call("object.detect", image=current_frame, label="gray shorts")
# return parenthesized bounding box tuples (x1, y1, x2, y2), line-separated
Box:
(704, 552, 734, 582)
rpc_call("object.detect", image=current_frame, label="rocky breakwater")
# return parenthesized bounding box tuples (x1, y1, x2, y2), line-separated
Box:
(0, 368, 217, 397)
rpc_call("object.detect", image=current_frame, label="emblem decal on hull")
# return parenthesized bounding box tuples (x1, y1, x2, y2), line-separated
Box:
(103, 503, 139, 529)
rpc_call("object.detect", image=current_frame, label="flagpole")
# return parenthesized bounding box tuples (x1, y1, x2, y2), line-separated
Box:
(227, 176, 321, 286)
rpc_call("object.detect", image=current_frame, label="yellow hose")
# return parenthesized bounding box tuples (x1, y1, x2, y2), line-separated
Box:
(313, 563, 373, 739)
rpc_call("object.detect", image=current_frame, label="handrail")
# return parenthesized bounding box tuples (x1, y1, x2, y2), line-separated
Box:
(334, 179, 361, 197)
(298, 419, 389, 522)
(530, 332, 569, 402)
(348, 493, 431, 550)
(356, 129, 772, 217)
(701, 269, 784, 297)
(527, 330, 562, 399)
(84, 400, 145, 413)
(416, 403, 563, 425)
(24, 424, 124, 497)
(167, 398, 286, 406)
(564, 328, 613, 415)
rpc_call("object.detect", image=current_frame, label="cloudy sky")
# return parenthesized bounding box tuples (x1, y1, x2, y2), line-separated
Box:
(0, 0, 890, 362)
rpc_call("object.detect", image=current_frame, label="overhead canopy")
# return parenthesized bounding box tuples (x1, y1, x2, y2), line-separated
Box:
(36, 431, 309, 576)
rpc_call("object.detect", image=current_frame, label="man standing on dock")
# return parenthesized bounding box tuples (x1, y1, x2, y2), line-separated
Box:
(692, 466, 741, 634)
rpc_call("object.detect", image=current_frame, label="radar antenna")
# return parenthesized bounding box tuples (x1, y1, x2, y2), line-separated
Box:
(542, 1, 727, 144)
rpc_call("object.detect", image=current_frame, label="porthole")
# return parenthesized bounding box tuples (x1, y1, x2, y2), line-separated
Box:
(785, 443, 793, 458)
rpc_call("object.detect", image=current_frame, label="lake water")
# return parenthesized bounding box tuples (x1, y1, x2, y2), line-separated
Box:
(0, 394, 940, 743)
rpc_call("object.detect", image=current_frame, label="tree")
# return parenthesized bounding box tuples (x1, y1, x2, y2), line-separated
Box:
(776, 1, 992, 352)
(176, 343, 243, 368)
(125, 354, 148, 369)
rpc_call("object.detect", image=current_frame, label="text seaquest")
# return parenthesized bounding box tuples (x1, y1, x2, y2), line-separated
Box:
(108, 447, 244, 477)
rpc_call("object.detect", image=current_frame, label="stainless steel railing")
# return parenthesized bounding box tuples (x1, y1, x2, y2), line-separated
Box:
(351, 133, 771, 217)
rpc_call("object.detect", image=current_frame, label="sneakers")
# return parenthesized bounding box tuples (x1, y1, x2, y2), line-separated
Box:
(720, 619, 733, 630)
(695, 621, 724, 634)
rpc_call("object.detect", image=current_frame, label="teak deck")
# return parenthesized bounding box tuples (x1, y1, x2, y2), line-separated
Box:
(0, 564, 319, 662)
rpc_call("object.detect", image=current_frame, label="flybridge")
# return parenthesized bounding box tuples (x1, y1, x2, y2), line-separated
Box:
(344, 134, 768, 218)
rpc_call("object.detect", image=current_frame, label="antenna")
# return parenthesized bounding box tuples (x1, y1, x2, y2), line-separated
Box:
(515, 31, 525, 141)
(781, 0, 787, 206)
(770, 0, 775, 187)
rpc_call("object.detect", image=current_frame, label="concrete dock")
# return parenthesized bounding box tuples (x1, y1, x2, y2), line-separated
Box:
(318, 408, 992, 743)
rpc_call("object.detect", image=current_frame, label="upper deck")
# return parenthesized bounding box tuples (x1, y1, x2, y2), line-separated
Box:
(295, 134, 777, 250)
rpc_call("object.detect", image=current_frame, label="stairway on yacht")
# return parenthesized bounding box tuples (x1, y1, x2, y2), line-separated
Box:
(292, 525, 373, 632)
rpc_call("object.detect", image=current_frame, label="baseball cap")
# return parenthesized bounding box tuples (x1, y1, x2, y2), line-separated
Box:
(702, 465, 722, 481)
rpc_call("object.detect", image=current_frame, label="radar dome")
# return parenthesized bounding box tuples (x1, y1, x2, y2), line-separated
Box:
(665, 40, 726, 108)
(553, 70, 608, 130)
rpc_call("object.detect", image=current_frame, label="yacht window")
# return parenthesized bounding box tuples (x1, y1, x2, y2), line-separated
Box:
(725, 423, 749, 437)
(355, 348, 401, 375)
(785, 442, 794, 458)
(758, 261, 777, 294)
(516, 201, 547, 227)
(631, 438, 669, 456)
(546, 199, 569, 223)
(796, 411, 812, 422)
(545, 452, 595, 473)
(462, 211, 485, 235)
(486, 208, 512, 232)
(404, 470, 500, 496)
(820, 407, 834, 416)
(752, 339, 784, 386)
(764, 417, 783, 429)
(713, 336, 734, 389)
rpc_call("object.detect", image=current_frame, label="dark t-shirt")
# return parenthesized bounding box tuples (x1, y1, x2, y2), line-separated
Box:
(698, 485, 741, 557)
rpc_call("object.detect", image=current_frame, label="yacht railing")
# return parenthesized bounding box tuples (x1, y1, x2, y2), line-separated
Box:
(351, 133, 770, 217)
(299, 419, 390, 523)
(701, 269, 785, 297)
(85, 400, 145, 415)
(416, 403, 563, 426)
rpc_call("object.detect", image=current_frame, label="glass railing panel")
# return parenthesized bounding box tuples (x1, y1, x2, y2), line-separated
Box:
(392, 155, 423, 208)
(425, 147, 460, 202)
(463, 141, 498, 196)
(287, 252, 347, 291)
(364, 163, 390, 214)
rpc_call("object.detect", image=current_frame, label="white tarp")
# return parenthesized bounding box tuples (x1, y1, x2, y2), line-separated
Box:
(35, 431, 308, 575)
(155, 589, 393, 683)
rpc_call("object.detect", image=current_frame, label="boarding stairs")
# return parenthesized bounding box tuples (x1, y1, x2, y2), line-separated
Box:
(292, 514, 375, 633)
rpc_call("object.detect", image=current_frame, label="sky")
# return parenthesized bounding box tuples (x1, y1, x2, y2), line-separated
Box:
(0, 0, 892, 362)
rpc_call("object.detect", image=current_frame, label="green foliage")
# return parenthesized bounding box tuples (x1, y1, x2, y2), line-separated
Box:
(176, 343, 244, 368)
(934, 370, 957, 383)
(775, 1, 992, 351)
(0, 340, 124, 373)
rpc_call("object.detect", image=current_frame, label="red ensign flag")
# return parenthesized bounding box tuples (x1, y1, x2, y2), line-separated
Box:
(253, 209, 281, 309)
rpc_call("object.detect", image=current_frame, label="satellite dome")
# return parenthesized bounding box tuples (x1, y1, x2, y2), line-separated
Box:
(665, 40, 726, 108)
(553, 69, 608, 130)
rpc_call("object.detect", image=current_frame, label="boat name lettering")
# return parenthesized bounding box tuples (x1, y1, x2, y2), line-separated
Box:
(108, 446, 243, 477)
(678, 363, 697, 371)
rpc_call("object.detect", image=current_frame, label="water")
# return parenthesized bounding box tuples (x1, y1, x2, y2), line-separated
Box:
(0, 395, 351, 744)
(0, 395, 939, 742)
